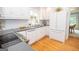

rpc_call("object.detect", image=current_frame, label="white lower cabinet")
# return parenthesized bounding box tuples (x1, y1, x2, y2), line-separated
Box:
(27, 26, 48, 45)
(27, 29, 37, 44)
(49, 29, 65, 42)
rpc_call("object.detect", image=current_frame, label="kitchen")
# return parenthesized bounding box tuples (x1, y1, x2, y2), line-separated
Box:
(0, 7, 70, 51)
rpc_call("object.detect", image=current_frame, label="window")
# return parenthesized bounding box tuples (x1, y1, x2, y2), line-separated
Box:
(29, 10, 40, 25)
(69, 15, 77, 25)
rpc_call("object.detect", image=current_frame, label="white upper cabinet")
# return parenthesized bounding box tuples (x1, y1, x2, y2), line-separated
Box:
(49, 8, 69, 31)
(39, 8, 49, 20)
(49, 8, 57, 30)
(1, 7, 49, 20)
(56, 8, 67, 30)
(2, 7, 41, 19)
(2, 7, 30, 19)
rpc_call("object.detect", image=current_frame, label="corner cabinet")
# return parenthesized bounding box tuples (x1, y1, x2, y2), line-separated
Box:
(49, 8, 69, 42)
(27, 26, 48, 45)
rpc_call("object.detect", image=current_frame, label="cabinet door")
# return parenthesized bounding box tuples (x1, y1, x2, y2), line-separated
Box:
(42, 26, 49, 36)
(27, 29, 36, 44)
(2, 7, 30, 19)
(36, 27, 46, 38)
(27, 27, 47, 44)
(49, 11, 57, 30)
(56, 9, 67, 30)
(27, 29, 42, 44)
(49, 8, 68, 31)
(49, 30, 65, 42)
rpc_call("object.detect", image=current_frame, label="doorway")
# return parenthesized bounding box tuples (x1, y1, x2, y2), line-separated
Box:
(69, 8, 79, 38)
(66, 8, 79, 49)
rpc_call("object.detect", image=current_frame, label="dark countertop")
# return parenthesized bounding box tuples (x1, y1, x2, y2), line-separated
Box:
(0, 25, 49, 36)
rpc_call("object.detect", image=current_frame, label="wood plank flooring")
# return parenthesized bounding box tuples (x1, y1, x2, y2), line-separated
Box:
(31, 36, 79, 51)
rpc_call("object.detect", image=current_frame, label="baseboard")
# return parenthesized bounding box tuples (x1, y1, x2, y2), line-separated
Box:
(69, 35, 79, 39)
(31, 35, 66, 45)
(49, 38, 63, 43)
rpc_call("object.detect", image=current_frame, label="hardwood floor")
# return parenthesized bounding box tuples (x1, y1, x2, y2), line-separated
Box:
(31, 36, 79, 51)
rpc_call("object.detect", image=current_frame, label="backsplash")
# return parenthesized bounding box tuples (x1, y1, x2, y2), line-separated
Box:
(0, 19, 49, 30)
(40, 20, 49, 26)
(2, 19, 28, 30)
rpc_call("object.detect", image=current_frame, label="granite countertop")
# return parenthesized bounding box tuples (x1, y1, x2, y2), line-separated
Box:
(0, 25, 49, 36)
